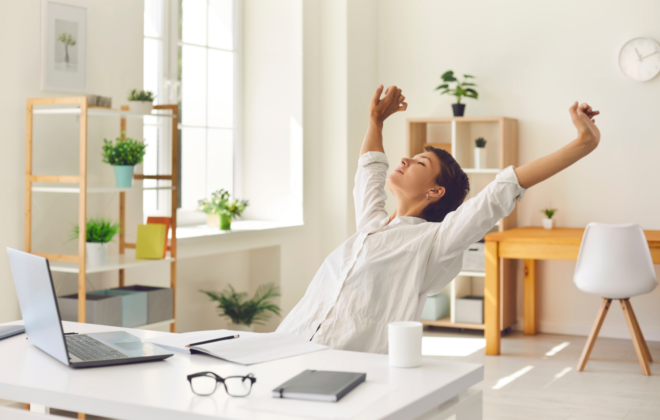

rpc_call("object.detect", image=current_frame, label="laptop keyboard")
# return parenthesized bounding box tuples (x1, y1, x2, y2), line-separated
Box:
(66, 334, 129, 362)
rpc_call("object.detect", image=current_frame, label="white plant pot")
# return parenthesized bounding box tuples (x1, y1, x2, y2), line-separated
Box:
(86, 242, 108, 267)
(128, 101, 153, 115)
(474, 147, 487, 169)
(207, 214, 220, 229)
(542, 218, 554, 230)
(229, 323, 254, 332)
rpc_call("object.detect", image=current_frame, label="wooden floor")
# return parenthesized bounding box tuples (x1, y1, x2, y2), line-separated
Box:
(2, 330, 658, 419)
(422, 328, 660, 420)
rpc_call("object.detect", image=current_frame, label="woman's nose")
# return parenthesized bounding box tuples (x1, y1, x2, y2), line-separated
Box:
(401, 158, 410, 166)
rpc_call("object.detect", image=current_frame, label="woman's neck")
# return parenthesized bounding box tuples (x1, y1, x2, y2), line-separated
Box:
(389, 198, 426, 224)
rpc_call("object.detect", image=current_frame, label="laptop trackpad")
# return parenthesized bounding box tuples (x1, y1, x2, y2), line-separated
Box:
(115, 341, 160, 356)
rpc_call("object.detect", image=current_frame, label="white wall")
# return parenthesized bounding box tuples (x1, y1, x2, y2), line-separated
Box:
(377, 0, 660, 340)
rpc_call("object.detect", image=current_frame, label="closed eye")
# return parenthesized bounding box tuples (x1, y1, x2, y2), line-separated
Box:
(418, 162, 425, 166)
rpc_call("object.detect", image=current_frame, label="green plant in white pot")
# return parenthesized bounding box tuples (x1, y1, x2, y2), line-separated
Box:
(70, 218, 120, 267)
(102, 134, 147, 188)
(542, 208, 557, 230)
(200, 283, 280, 332)
(198, 189, 249, 230)
(127, 89, 155, 114)
(474, 137, 487, 169)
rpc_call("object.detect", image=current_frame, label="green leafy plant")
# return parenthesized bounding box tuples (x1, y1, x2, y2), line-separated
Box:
(435, 71, 478, 104)
(127, 89, 156, 102)
(70, 217, 120, 244)
(542, 208, 557, 219)
(57, 32, 76, 63)
(102, 133, 147, 166)
(475, 137, 487, 148)
(198, 189, 249, 219)
(200, 283, 281, 326)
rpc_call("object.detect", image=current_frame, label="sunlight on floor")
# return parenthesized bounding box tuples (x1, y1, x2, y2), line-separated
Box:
(545, 341, 570, 357)
(422, 336, 486, 357)
(491, 365, 534, 390)
(543, 367, 573, 388)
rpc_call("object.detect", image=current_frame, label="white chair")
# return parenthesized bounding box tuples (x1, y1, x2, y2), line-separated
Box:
(573, 223, 657, 375)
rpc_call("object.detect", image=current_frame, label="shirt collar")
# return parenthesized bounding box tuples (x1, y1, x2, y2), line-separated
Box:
(378, 215, 427, 228)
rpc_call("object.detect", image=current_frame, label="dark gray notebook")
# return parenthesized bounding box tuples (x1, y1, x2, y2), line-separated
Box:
(272, 370, 366, 402)
(0, 325, 25, 341)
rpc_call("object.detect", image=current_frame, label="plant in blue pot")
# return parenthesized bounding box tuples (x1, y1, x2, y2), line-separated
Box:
(102, 133, 147, 188)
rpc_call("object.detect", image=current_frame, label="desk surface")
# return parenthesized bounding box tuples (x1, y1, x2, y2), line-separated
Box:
(0, 321, 482, 420)
(485, 226, 660, 246)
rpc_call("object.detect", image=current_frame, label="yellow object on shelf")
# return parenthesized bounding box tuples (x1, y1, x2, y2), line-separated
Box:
(136, 224, 167, 259)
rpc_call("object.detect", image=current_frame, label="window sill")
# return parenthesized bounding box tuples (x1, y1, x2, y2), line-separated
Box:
(174, 220, 304, 259)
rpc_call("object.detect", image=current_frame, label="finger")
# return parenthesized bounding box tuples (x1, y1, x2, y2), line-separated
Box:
(385, 86, 397, 99)
(398, 102, 408, 112)
(371, 84, 384, 103)
(399, 95, 406, 104)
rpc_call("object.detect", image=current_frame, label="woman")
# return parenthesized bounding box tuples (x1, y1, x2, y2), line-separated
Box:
(277, 85, 600, 354)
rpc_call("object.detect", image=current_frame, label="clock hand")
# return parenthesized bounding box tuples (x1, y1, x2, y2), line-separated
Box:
(640, 50, 659, 61)
(635, 47, 643, 61)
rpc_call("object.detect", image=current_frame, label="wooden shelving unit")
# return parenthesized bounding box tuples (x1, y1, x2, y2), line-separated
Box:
(25, 97, 179, 332)
(407, 116, 518, 331)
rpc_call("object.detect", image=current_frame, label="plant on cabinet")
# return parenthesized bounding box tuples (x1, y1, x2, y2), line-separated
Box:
(198, 189, 249, 230)
(435, 70, 478, 116)
(70, 218, 120, 266)
(474, 137, 487, 169)
(127, 89, 156, 114)
(200, 283, 281, 331)
(102, 134, 147, 188)
(542, 208, 557, 230)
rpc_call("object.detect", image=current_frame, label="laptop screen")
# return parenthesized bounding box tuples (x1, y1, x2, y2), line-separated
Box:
(7, 248, 70, 366)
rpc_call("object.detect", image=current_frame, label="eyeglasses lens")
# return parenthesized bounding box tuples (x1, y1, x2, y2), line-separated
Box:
(224, 376, 253, 397)
(190, 375, 218, 396)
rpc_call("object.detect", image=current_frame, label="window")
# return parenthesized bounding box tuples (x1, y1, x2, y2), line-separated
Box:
(143, 0, 238, 218)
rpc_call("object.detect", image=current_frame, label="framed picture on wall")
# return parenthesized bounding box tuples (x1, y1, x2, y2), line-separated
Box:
(41, 0, 87, 92)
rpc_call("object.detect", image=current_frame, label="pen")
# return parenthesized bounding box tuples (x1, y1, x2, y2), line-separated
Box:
(185, 334, 239, 348)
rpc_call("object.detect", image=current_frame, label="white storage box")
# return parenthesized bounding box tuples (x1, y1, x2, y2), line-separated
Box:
(455, 295, 484, 324)
(421, 293, 450, 321)
(462, 242, 485, 272)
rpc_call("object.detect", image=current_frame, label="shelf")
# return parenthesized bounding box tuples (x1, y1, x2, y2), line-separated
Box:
(421, 317, 485, 330)
(49, 255, 175, 274)
(32, 107, 175, 119)
(463, 168, 500, 174)
(134, 319, 175, 331)
(458, 270, 485, 277)
(32, 185, 175, 194)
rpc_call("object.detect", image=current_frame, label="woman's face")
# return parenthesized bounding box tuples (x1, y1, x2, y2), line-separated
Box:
(386, 151, 443, 200)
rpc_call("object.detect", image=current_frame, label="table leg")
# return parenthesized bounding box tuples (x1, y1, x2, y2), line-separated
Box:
(485, 241, 500, 355)
(523, 259, 538, 335)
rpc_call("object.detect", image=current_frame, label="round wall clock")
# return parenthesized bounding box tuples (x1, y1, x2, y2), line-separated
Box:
(618, 37, 660, 82)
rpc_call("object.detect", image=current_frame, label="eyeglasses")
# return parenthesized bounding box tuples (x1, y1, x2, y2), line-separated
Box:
(187, 372, 256, 397)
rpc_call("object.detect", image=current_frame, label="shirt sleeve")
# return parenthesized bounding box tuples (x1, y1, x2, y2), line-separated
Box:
(353, 152, 389, 230)
(429, 166, 526, 263)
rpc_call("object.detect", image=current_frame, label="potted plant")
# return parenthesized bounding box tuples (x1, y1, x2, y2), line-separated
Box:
(474, 137, 487, 169)
(542, 208, 557, 230)
(198, 189, 249, 230)
(70, 217, 120, 267)
(102, 133, 147, 188)
(435, 70, 478, 117)
(200, 283, 280, 332)
(127, 89, 156, 114)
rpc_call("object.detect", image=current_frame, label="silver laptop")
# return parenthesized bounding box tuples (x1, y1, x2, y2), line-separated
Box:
(7, 248, 173, 368)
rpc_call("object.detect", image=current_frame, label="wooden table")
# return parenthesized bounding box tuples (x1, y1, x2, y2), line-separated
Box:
(483, 227, 660, 356)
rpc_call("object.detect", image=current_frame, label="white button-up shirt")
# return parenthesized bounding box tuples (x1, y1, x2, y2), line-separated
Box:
(277, 151, 526, 354)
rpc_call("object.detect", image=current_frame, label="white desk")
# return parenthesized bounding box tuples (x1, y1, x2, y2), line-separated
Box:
(0, 321, 483, 420)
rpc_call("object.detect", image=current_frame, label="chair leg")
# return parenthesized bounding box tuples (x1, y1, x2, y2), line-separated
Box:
(578, 298, 612, 371)
(626, 300, 653, 363)
(621, 299, 651, 375)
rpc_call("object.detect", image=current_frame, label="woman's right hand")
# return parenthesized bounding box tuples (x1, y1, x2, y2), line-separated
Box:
(369, 84, 407, 123)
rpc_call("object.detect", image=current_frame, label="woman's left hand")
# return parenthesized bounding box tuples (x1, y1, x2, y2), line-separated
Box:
(369, 84, 407, 123)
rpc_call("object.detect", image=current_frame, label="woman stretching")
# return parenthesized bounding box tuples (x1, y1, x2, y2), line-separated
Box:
(277, 85, 601, 354)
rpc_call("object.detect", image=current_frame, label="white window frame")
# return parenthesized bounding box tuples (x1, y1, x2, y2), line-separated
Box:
(145, 0, 242, 226)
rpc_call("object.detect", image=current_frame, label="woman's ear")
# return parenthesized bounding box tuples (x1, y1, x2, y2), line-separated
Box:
(428, 187, 445, 200)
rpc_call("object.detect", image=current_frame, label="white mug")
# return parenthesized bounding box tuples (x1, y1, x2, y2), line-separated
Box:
(388, 321, 423, 368)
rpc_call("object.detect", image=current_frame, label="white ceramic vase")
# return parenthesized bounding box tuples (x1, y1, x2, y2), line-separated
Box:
(86, 242, 108, 266)
(474, 147, 486, 169)
(542, 218, 554, 230)
(207, 214, 220, 229)
(128, 101, 153, 115)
